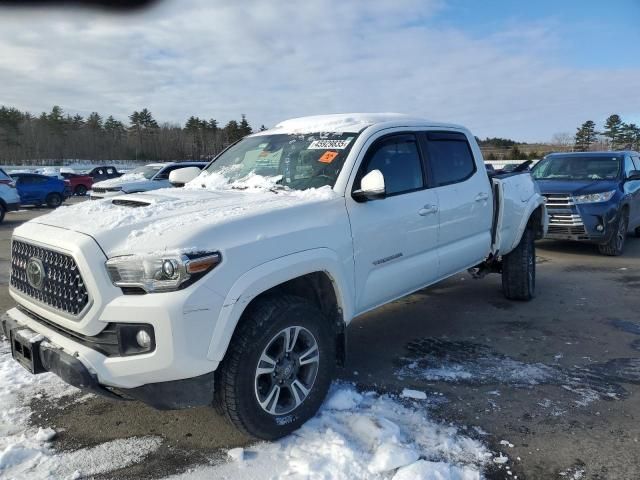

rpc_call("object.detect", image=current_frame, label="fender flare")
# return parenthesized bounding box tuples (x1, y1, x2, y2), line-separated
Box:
(206, 248, 354, 362)
(510, 195, 548, 251)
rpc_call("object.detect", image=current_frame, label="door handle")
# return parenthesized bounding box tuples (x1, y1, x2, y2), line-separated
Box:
(475, 192, 489, 202)
(418, 204, 438, 216)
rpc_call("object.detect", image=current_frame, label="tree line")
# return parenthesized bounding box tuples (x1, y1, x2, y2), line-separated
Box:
(574, 114, 640, 152)
(0, 105, 264, 165)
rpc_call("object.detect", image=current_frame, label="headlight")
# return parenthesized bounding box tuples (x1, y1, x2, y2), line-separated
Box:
(107, 187, 123, 192)
(106, 252, 221, 293)
(573, 190, 616, 204)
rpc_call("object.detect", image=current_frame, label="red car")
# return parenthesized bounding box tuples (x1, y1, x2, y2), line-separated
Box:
(60, 172, 93, 196)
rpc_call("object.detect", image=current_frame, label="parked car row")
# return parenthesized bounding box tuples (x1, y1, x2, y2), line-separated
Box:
(0, 163, 208, 224)
(89, 162, 208, 199)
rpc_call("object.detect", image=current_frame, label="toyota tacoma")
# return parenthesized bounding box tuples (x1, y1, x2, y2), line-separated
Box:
(2, 114, 547, 439)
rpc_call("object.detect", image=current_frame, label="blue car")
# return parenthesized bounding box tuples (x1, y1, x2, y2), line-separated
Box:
(532, 151, 640, 255)
(10, 173, 68, 209)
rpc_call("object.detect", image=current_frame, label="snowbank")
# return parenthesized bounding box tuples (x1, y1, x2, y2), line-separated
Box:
(167, 385, 490, 480)
(0, 332, 493, 480)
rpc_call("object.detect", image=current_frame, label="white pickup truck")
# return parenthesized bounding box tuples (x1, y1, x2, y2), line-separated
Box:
(2, 114, 547, 439)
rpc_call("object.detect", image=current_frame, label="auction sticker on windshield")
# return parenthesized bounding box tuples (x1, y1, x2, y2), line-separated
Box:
(307, 138, 353, 149)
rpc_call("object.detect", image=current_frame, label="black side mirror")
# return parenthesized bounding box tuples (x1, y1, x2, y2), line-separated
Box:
(626, 170, 640, 181)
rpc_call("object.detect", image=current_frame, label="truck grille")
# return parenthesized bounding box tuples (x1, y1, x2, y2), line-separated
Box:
(10, 240, 90, 316)
(543, 194, 574, 209)
(543, 194, 588, 237)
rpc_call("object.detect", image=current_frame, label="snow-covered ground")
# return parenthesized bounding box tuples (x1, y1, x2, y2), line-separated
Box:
(0, 336, 497, 480)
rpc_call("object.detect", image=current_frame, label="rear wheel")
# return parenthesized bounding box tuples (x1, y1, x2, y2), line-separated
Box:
(74, 185, 87, 196)
(45, 193, 62, 208)
(598, 211, 628, 256)
(215, 295, 335, 440)
(0, 204, 5, 224)
(634, 226, 640, 238)
(502, 227, 536, 301)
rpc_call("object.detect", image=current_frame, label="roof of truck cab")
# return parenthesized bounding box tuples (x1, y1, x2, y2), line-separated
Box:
(255, 113, 464, 135)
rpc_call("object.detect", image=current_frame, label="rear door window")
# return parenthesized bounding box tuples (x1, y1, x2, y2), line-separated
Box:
(424, 132, 476, 187)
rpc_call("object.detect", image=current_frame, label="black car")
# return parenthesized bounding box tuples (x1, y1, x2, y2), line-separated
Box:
(532, 151, 640, 255)
(85, 166, 122, 181)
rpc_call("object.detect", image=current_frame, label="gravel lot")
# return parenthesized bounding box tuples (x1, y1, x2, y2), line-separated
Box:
(1, 199, 639, 479)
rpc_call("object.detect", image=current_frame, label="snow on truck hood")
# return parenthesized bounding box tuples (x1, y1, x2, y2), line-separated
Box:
(31, 185, 338, 255)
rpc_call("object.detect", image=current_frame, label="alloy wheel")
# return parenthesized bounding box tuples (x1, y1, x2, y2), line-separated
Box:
(254, 326, 320, 415)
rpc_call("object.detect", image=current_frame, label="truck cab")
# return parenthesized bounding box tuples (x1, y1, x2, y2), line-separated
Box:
(2, 114, 546, 440)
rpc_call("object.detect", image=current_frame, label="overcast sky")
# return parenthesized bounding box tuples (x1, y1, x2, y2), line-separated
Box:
(0, 0, 638, 142)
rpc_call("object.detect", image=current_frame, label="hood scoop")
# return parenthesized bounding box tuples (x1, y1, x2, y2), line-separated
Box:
(112, 198, 151, 208)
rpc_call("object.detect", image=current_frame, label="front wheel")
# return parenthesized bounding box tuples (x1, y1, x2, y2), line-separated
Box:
(0, 204, 5, 223)
(215, 295, 335, 440)
(598, 211, 628, 256)
(45, 193, 63, 208)
(74, 185, 87, 196)
(502, 227, 536, 301)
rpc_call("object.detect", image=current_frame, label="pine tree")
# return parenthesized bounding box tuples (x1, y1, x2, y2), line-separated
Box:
(239, 114, 252, 136)
(620, 123, 639, 150)
(574, 120, 598, 151)
(603, 114, 623, 150)
(86, 112, 103, 131)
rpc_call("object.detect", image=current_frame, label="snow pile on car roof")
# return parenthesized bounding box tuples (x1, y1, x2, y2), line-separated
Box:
(266, 113, 428, 134)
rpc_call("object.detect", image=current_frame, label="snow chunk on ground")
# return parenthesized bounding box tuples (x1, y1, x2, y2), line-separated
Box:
(393, 460, 482, 480)
(166, 384, 489, 480)
(227, 447, 244, 462)
(324, 387, 363, 410)
(368, 442, 419, 473)
(401, 388, 428, 400)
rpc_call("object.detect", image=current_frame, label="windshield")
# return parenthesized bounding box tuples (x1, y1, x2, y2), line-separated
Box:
(200, 133, 358, 190)
(532, 156, 621, 181)
(127, 165, 164, 180)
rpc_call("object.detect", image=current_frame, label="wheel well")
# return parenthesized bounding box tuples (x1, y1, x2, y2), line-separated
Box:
(528, 205, 545, 240)
(243, 272, 346, 366)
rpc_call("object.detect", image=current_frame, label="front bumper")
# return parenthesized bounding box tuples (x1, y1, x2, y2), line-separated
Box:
(1, 313, 216, 409)
(89, 190, 122, 200)
(5, 202, 20, 212)
(544, 196, 619, 244)
(7, 223, 225, 401)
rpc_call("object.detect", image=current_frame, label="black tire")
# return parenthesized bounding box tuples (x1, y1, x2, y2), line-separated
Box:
(45, 193, 63, 208)
(598, 210, 628, 256)
(215, 295, 335, 440)
(74, 185, 87, 196)
(502, 227, 536, 301)
(0, 204, 5, 224)
(636, 226, 640, 238)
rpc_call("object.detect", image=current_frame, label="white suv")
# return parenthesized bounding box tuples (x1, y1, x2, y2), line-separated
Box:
(90, 161, 207, 199)
(2, 114, 546, 439)
(0, 167, 21, 223)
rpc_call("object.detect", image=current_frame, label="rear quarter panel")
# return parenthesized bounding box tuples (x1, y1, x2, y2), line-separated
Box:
(493, 173, 547, 254)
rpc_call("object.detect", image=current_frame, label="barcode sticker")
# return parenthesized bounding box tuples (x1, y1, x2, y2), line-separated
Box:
(308, 138, 353, 150)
